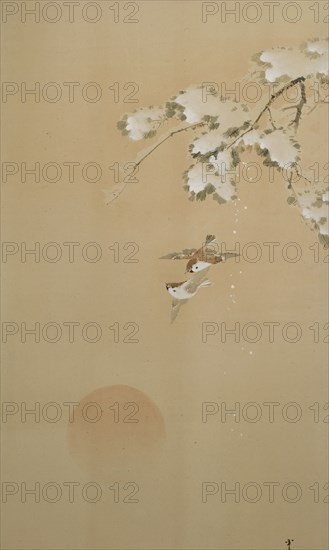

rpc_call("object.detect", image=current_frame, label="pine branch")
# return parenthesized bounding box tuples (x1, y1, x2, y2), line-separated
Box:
(134, 121, 206, 170)
(106, 122, 206, 205)
(225, 76, 306, 151)
(287, 170, 301, 208)
(266, 106, 277, 130)
(288, 80, 307, 130)
(106, 76, 308, 205)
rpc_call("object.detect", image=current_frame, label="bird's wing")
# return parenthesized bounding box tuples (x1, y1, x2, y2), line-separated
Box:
(185, 267, 210, 293)
(204, 244, 219, 257)
(171, 299, 188, 323)
(216, 252, 240, 262)
(195, 235, 218, 259)
(160, 248, 197, 260)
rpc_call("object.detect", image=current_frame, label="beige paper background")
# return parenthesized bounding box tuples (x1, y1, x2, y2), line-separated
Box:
(1, 1, 328, 549)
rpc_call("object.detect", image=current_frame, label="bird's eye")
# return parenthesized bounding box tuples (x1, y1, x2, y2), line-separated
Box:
(173, 289, 176, 292)
(195, 266, 198, 269)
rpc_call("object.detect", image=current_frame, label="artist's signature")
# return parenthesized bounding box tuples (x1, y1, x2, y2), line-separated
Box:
(285, 540, 294, 550)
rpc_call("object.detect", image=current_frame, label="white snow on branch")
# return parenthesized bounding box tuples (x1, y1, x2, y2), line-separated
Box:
(307, 39, 328, 55)
(191, 128, 226, 155)
(175, 87, 219, 123)
(238, 129, 299, 168)
(259, 39, 328, 82)
(175, 87, 249, 125)
(186, 150, 236, 203)
(298, 190, 329, 237)
(120, 107, 165, 141)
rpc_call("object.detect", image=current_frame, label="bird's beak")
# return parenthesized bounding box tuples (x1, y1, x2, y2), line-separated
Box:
(165, 283, 170, 289)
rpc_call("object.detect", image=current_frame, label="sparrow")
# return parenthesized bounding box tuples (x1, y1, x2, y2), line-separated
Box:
(165, 268, 212, 323)
(160, 235, 239, 273)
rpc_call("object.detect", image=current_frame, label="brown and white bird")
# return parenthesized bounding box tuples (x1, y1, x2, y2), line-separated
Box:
(165, 269, 212, 323)
(161, 235, 238, 273)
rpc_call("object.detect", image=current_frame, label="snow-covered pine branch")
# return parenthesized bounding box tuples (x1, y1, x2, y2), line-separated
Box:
(113, 38, 329, 246)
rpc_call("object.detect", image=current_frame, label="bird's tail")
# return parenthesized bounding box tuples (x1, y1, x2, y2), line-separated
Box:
(205, 234, 216, 244)
(200, 278, 212, 288)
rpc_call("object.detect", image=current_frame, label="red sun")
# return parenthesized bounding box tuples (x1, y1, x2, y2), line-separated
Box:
(68, 385, 165, 473)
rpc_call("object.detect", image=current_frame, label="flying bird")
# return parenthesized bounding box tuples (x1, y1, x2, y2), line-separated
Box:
(165, 268, 212, 323)
(160, 235, 239, 273)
